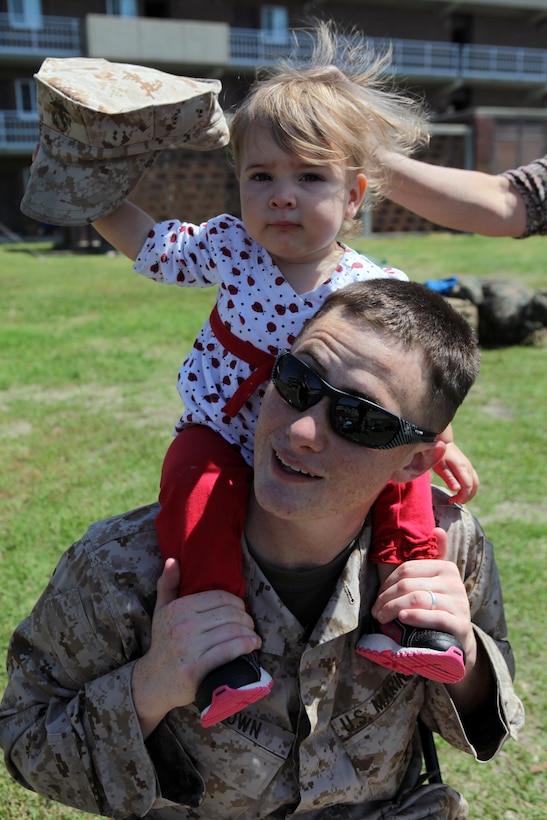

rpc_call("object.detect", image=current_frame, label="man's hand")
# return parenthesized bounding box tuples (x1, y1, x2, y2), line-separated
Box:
(371, 528, 474, 658)
(372, 528, 493, 714)
(131, 558, 261, 738)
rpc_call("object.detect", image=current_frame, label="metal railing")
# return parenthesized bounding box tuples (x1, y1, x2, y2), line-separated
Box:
(0, 111, 39, 151)
(0, 13, 82, 56)
(461, 43, 547, 80)
(228, 28, 314, 66)
(1, 14, 545, 82)
(229, 29, 547, 84)
(378, 38, 460, 77)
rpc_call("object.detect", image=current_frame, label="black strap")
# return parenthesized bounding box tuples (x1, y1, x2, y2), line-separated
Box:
(418, 718, 442, 784)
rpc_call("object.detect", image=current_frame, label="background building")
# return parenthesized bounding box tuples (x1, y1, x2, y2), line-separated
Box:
(1, 0, 547, 238)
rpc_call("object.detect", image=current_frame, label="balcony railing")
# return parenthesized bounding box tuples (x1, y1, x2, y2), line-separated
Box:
(382, 38, 461, 77)
(0, 13, 82, 56)
(0, 111, 39, 151)
(229, 29, 547, 84)
(228, 28, 315, 65)
(1, 14, 545, 83)
(461, 43, 547, 80)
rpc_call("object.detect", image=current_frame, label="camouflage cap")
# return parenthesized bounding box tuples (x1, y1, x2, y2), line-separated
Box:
(20, 57, 230, 227)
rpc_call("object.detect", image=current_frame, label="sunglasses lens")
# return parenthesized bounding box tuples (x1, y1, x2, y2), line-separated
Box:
(274, 354, 322, 410)
(275, 353, 400, 447)
(333, 398, 399, 447)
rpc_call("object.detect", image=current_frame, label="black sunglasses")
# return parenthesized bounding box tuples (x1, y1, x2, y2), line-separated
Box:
(272, 351, 438, 450)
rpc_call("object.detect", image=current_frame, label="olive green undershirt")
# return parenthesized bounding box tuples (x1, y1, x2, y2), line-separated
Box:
(247, 536, 360, 630)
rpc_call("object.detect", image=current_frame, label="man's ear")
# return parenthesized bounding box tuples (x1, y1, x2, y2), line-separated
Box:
(390, 440, 446, 484)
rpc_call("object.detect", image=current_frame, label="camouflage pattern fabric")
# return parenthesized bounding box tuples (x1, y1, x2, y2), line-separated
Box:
(503, 155, 547, 238)
(0, 488, 524, 818)
(20, 58, 230, 226)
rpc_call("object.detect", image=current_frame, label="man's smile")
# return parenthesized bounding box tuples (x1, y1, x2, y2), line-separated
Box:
(273, 448, 321, 479)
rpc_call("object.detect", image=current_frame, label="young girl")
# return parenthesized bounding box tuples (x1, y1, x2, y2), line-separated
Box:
(92, 24, 478, 727)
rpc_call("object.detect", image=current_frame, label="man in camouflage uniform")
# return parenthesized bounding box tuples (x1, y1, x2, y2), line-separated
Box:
(0, 280, 524, 818)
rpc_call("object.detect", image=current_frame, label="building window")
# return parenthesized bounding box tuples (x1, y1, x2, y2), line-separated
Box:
(144, 1, 170, 18)
(451, 13, 473, 45)
(107, 0, 138, 16)
(15, 78, 37, 117)
(261, 5, 288, 43)
(8, 0, 42, 28)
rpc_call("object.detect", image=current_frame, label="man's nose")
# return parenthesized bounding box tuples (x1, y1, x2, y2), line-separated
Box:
(287, 400, 329, 452)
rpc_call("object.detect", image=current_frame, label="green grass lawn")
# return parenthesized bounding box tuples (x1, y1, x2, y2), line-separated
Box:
(0, 234, 546, 818)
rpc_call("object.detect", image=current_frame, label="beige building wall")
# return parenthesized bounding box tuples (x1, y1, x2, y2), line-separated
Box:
(85, 15, 230, 69)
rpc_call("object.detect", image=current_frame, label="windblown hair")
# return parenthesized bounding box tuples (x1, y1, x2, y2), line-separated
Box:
(303, 279, 480, 433)
(230, 20, 430, 229)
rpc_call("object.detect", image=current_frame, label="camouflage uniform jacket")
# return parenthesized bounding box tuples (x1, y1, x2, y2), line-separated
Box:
(0, 488, 524, 819)
(503, 155, 547, 237)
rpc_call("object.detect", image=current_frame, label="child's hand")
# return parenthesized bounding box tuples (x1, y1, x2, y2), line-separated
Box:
(432, 442, 479, 504)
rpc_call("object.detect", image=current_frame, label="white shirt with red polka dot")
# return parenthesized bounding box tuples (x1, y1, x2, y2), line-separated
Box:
(134, 214, 408, 465)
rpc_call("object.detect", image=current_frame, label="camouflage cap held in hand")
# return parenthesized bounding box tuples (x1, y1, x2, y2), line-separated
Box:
(21, 57, 230, 227)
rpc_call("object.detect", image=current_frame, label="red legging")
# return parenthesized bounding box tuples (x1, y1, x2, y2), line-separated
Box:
(155, 424, 437, 599)
(370, 475, 438, 564)
(156, 426, 251, 597)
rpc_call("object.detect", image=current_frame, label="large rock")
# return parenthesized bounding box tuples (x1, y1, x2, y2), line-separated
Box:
(478, 281, 541, 346)
(439, 277, 546, 347)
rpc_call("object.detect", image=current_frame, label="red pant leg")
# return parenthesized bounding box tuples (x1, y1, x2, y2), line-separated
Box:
(370, 472, 438, 564)
(155, 425, 252, 599)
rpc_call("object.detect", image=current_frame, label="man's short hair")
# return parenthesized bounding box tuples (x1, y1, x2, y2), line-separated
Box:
(300, 278, 480, 432)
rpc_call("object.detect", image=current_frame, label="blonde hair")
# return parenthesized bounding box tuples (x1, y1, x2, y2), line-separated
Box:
(230, 21, 429, 227)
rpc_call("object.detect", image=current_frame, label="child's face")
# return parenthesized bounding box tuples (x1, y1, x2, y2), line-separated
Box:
(238, 125, 366, 277)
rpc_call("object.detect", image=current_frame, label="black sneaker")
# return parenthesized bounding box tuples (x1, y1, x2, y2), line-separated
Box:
(356, 619, 466, 683)
(195, 652, 273, 727)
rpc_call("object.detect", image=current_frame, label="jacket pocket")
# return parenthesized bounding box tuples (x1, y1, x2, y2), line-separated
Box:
(331, 672, 423, 801)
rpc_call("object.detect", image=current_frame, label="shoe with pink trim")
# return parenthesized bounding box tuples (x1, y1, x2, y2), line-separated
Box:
(356, 619, 466, 683)
(196, 652, 273, 727)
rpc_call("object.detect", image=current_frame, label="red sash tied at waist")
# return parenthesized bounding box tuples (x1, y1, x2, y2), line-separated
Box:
(209, 303, 276, 418)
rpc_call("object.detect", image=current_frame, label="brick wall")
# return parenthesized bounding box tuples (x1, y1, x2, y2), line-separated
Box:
(128, 133, 469, 235)
(128, 145, 240, 225)
(372, 132, 467, 233)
